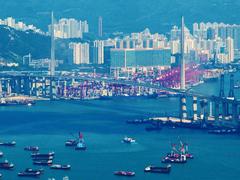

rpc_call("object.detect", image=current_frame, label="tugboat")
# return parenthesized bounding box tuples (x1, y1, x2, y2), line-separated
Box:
(65, 139, 78, 147)
(24, 146, 39, 152)
(0, 141, 16, 147)
(75, 132, 87, 151)
(33, 160, 52, 166)
(18, 171, 41, 177)
(114, 171, 135, 177)
(144, 164, 171, 174)
(122, 137, 136, 144)
(50, 164, 71, 170)
(0, 160, 14, 169)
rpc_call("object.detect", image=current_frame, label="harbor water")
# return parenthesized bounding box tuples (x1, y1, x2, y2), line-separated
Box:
(0, 72, 239, 180)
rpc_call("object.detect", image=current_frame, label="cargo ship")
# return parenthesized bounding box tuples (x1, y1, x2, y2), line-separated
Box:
(31, 152, 55, 158)
(24, 168, 44, 174)
(33, 160, 52, 166)
(18, 171, 41, 177)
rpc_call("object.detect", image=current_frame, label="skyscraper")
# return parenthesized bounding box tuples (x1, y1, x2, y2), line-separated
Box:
(98, 16, 103, 38)
(49, 12, 55, 76)
(180, 16, 186, 90)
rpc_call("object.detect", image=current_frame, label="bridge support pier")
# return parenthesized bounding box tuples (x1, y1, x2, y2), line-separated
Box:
(192, 96, 198, 121)
(180, 95, 187, 121)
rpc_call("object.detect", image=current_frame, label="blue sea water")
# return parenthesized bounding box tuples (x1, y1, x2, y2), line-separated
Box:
(0, 72, 239, 180)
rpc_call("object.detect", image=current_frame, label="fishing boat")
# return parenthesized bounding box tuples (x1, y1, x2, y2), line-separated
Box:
(33, 160, 52, 166)
(144, 164, 171, 174)
(24, 146, 39, 152)
(0, 160, 14, 169)
(114, 171, 135, 177)
(50, 164, 71, 170)
(75, 132, 87, 150)
(122, 137, 136, 144)
(0, 141, 16, 147)
(18, 171, 41, 177)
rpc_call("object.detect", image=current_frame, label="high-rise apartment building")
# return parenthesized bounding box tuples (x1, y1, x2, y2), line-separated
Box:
(92, 40, 104, 64)
(70, 43, 90, 64)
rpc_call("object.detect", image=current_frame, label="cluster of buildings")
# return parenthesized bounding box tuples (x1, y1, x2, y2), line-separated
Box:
(49, 18, 89, 39)
(0, 17, 44, 34)
(1, 15, 239, 70)
(110, 28, 171, 71)
(170, 22, 239, 64)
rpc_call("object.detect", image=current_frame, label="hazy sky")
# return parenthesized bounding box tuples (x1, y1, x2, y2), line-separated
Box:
(0, 0, 239, 33)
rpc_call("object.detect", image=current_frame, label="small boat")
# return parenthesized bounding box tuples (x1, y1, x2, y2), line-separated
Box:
(25, 168, 44, 174)
(18, 171, 41, 177)
(27, 103, 32, 106)
(144, 164, 171, 173)
(65, 139, 78, 147)
(114, 171, 135, 177)
(50, 164, 71, 170)
(122, 137, 136, 144)
(0, 151, 3, 157)
(75, 132, 87, 151)
(0, 160, 14, 169)
(31, 152, 55, 158)
(24, 146, 39, 152)
(0, 141, 16, 147)
(0, 173, 1, 177)
(33, 160, 52, 166)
